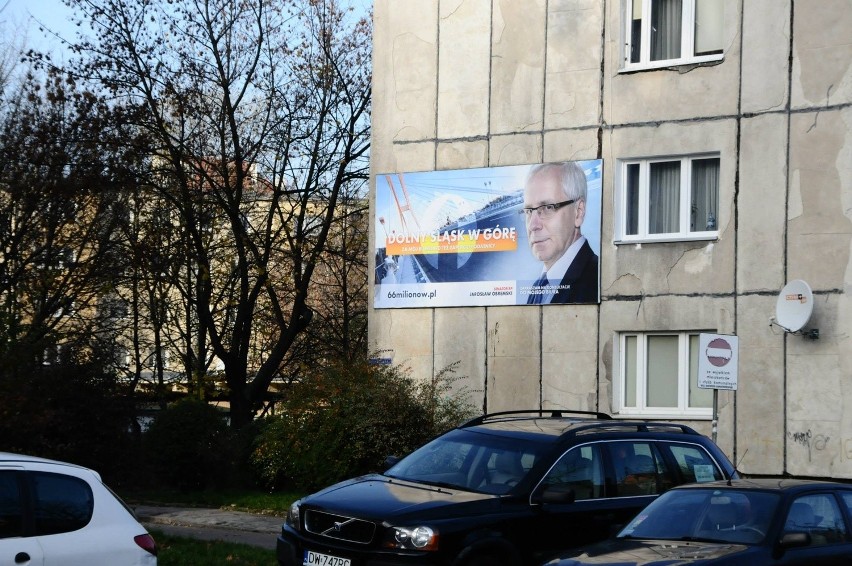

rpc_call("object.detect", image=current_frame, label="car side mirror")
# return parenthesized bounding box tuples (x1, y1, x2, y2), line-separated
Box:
(778, 531, 811, 549)
(532, 485, 576, 505)
(383, 456, 400, 470)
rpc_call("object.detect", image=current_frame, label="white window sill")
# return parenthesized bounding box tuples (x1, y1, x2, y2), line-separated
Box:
(620, 53, 724, 73)
(614, 411, 713, 421)
(615, 234, 718, 245)
(611, 408, 713, 421)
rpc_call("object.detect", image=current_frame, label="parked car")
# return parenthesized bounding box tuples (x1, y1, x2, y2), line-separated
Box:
(542, 478, 852, 565)
(0, 452, 157, 565)
(277, 409, 738, 566)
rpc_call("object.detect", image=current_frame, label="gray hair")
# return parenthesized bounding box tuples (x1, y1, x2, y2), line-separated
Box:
(526, 162, 587, 201)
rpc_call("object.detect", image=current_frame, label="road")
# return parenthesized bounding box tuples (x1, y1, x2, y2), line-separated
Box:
(134, 505, 283, 551)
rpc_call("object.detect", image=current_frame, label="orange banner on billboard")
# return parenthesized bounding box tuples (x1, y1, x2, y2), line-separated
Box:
(386, 228, 518, 256)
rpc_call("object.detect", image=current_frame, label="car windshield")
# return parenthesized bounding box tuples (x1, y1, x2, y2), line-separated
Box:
(384, 428, 550, 495)
(618, 488, 781, 545)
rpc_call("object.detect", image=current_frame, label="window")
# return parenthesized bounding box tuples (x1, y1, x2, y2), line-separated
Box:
(32, 472, 94, 535)
(617, 332, 713, 417)
(0, 471, 23, 538)
(147, 347, 171, 368)
(608, 441, 674, 497)
(100, 295, 129, 319)
(42, 343, 67, 366)
(625, 0, 724, 70)
(784, 494, 848, 544)
(541, 445, 604, 501)
(618, 155, 719, 242)
(664, 444, 726, 483)
(35, 247, 76, 270)
(48, 296, 76, 318)
(114, 347, 131, 368)
(56, 248, 76, 269)
(843, 493, 852, 517)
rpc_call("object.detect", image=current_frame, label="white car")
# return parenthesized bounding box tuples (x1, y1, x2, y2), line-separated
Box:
(0, 452, 157, 565)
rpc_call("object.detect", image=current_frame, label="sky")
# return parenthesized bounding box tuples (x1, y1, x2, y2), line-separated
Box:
(2, 0, 373, 59)
(2, 0, 77, 56)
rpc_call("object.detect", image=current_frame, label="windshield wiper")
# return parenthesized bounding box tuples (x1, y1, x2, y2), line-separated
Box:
(418, 480, 463, 490)
(384, 475, 462, 491)
(677, 536, 722, 543)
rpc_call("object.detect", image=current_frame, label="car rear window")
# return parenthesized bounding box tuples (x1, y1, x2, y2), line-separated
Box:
(32, 472, 94, 535)
(664, 443, 725, 483)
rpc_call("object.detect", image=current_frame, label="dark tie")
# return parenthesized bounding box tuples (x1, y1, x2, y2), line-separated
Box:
(527, 274, 549, 304)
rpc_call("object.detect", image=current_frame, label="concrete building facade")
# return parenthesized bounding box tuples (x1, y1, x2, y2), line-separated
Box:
(368, 0, 852, 479)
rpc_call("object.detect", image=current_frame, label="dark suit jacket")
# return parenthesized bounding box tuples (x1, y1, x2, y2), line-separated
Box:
(551, 240, 599, 304)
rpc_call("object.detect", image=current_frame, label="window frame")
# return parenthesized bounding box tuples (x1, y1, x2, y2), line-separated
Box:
(615, 154, 720, 243)
(622, 0, 725, 72)
(615, 331, 713, 419)
(42, 343, 67, 366)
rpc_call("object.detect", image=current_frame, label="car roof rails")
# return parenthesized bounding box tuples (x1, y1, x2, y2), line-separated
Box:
(462, 409, 612, 427)
(569, 421, 700, 436)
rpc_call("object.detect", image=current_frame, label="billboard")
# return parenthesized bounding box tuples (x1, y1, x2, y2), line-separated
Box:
(374, 160, 602, 308)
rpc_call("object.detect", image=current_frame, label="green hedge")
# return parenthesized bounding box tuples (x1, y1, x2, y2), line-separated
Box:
(251, 360, 476, 492)
(143, 399, 232, 490)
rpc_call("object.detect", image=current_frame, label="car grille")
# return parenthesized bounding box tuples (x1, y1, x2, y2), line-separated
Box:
(304, 509, 376, 544)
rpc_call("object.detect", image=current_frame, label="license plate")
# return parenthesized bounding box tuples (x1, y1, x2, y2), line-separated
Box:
(304, 550, 351, 566)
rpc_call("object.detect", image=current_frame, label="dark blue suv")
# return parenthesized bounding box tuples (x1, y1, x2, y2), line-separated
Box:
(277, 410, 738, 566)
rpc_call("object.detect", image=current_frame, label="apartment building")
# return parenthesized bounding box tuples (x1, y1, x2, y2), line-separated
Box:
(367, 0, 852, 479)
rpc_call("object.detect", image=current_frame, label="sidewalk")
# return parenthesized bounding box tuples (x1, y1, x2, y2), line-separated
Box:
(134, 505, 284, 550)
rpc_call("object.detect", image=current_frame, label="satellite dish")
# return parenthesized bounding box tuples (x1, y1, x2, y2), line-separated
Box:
(775, 280, 814, 332)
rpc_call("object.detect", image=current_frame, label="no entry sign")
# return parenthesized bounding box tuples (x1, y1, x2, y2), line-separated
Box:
(697, 333, 739, 390)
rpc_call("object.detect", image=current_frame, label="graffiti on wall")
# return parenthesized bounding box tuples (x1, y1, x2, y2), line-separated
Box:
(787, 429, 831, 462)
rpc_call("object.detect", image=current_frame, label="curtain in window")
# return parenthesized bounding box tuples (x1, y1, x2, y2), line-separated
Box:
(649, 161, 680, 234)
(688, 335, 713, 408)
(647, 335, 678, 407)
(626, 164, 641, 235)
(690, 158, 719, 231)
(624, 336, 637, 407)
(630, 0, 643, 63)
(695, 0, 724, 55)
(651, 0, 682, 61)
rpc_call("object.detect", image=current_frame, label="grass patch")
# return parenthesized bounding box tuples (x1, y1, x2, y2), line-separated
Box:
(151, 530, 276, 565)
(120, 488, 300, 516)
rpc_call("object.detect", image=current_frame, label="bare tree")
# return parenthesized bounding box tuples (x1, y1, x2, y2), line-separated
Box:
(301, 195, 369, 365)
(0, 67, 145, 373)
(64, 0, 371, 427)
(0, 0, 26, 96)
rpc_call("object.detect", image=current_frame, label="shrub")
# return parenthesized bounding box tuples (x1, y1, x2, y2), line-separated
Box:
(0, 361, 137, 483)
(142, 398, 231, 490)
(251, 359, 476, 492)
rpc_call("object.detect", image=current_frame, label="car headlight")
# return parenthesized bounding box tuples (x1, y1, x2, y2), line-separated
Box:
(383, 525, 438, 551)
(286, 500, 301, 531)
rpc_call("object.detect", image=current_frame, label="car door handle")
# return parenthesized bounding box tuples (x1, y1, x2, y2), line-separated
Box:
(15, 552, 30, 564)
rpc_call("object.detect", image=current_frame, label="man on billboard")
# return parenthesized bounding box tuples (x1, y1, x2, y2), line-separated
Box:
(521, 162, 599, 304)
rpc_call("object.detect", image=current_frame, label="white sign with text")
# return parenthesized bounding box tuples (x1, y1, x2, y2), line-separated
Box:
(697, 333, 739, 391)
